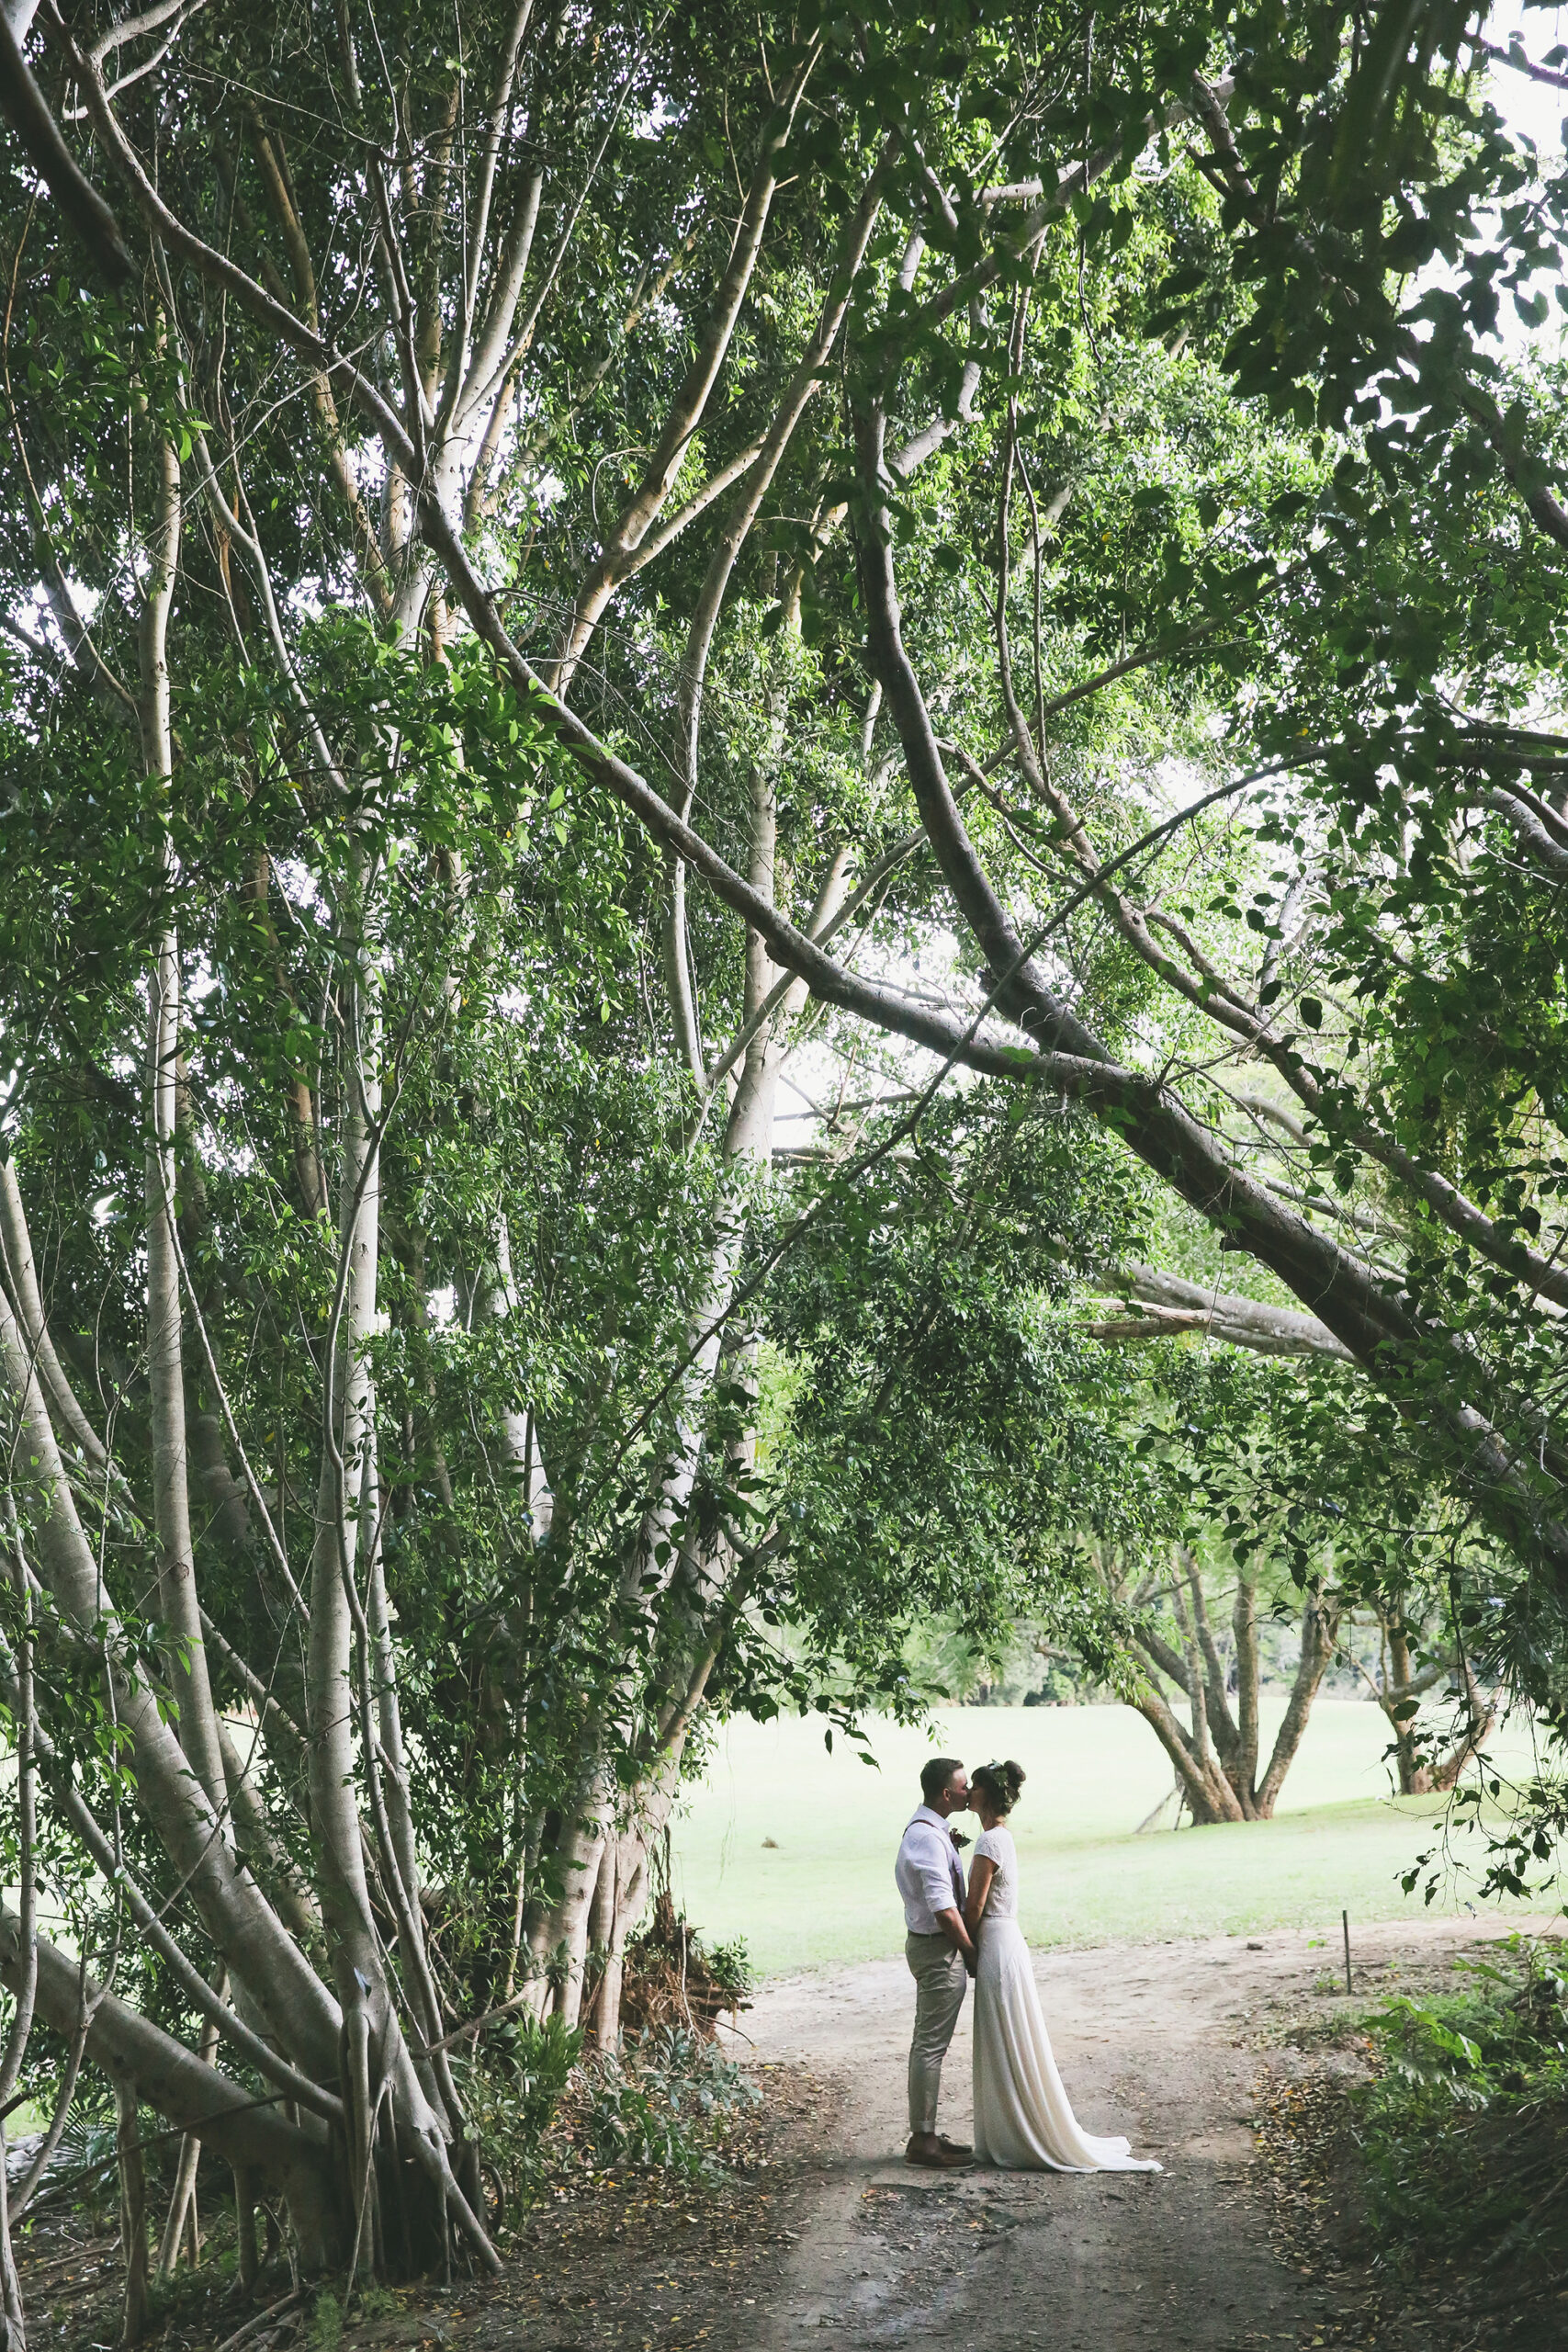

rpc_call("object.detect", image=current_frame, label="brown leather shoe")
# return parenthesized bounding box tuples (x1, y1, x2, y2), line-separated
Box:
(937, 2134, 974, 2156)
(906, 2133, 973, 2169)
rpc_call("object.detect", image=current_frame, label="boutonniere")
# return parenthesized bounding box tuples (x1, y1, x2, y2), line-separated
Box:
(951, 1831, 972, 1849)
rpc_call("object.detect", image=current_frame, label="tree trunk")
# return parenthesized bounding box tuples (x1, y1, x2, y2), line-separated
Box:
(1254, 1594, 1340, 1817)
(1427, 1678, 1495, 1790)
(1175, 1552, 1252, 1812)
(1384, 1613, 1426, 1792)
(1421, 1656, 1495, 1793)
(156, 1991, 223, 2280)
(301, 925, 491, 2270)
(547, 1796, 611, 2032)
(1359, 1609, 1493, 1793)
(0, 1905, 340, 2261)
(234, 2167, 259, 2296)
(591, 1831, 649, 2053)
(144, 953, 215, 1802)
(114, 2081, 149, 2349)
(1130, 1688, 1247, 1824)
(138, 420, 229, 1826)
(1233, 1574, 1260, 1802)
(0, 2120, 26, 2352)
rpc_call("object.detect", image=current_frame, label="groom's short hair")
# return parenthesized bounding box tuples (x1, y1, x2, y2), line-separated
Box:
(920, 1756, 964, 1804)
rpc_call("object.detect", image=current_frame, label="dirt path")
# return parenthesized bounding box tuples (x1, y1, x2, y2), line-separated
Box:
(728, 1916, 1546, 2352)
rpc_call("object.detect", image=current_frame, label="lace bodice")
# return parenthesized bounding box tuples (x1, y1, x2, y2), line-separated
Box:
(974, 1824, 1018, 1919)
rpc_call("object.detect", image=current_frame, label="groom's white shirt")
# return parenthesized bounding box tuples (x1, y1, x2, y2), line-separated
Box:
(896, 1805, 966, 1933)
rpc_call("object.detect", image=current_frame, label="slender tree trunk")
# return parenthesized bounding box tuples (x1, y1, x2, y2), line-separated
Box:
(1379, 1611, 1432, 1792)
(591, 1833, 643, 2052)
(1168, 1572, 1231, 1807)
(234, 2167, 260, 2295)
(0, 2119, 26, 2352)
(585, 1838, 616, 2044)
(1428, 1657, 1496, 1792)
(588, 1782, 682, 2050)
(0, 1525, 37, 2352)
(302, 911, 494, 2271)
(145, 942, 231, 1818)
(535, 1764, 612, 2030)
(1176, 1552, 1251, 1811)
(0, 1279, 344, 2080)
(365, 1446, 427, 1978)
(306, 898, 384, 1996)
(156, 1990, 224, 2279)
(306, 948, 410, 2216)
(115, 2081, 149, 2348)
(137, 413, 230, 1822)
(1255, 1594, 1340, 1816)
(1233, 1574, 1260, 1802)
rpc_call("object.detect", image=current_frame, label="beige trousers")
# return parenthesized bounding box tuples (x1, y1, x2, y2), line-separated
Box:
(906, 1930, 968, 2135)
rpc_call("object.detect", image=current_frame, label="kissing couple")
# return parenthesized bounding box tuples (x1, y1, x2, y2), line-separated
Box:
(896, 1755, 1162, 2172)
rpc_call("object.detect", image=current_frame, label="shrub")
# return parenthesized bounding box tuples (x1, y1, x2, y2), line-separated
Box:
(466, 1998, 761, 2216)
(702, 1939, 754, 2008)
(1353, 1935, 1568, 2309)
(573, 2026, 761, 2177)
(463, 2011, 586, 2204)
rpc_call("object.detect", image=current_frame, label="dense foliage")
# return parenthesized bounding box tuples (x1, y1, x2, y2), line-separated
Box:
(1359, 1940, 1568, 2327)
(5, 0, 1568, 2329)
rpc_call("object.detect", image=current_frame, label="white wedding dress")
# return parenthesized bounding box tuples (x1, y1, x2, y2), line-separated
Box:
(971, 1825, 1161, 2173)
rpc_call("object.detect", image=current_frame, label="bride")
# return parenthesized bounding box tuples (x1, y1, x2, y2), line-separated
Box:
(964, 1760, 1161, 2173)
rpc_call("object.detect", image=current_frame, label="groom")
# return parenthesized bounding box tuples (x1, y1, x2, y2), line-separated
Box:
(895, 1757, 976, 2169)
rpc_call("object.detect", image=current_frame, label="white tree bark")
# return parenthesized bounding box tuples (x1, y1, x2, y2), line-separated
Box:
(1086, 1264, 1353, 1360)
(0, 1274, 344, 2073)
(144, 942, 230, 1819)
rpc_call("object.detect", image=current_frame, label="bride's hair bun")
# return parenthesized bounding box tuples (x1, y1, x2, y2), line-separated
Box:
(973, 1758, 1026, 1815)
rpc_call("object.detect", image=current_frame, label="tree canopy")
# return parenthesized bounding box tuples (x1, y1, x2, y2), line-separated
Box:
(2, 0, 1568, 2327)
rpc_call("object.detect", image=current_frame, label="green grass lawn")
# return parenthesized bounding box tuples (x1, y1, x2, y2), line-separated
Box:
(668, 1700, 1553, 1976)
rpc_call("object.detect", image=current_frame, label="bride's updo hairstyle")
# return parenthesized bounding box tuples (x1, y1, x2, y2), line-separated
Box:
(972, 1758, 1026, 1816)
